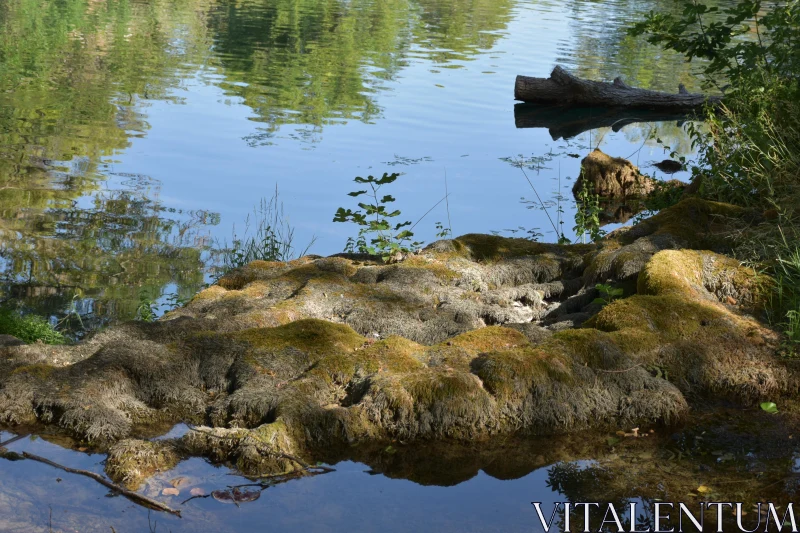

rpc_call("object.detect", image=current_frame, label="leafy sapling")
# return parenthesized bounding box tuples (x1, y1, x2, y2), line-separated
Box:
(334, 172, 423, 259)
(135, 294, 158, 322)
(593, 283, 624, 306)
(574, 178, 605, 243)
(435, 221, 452, 239)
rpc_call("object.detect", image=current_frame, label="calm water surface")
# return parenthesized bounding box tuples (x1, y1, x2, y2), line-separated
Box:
(0, 0, 704, 327)
(1, 430, 572, 532)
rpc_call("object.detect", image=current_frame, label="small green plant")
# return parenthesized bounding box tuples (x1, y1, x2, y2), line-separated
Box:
(164, 293, 191, 312)
(593, 283, 623, 306)
(434, 221, 452, 239)
(0, 308, 65, 344)
(573, 178, 605, 243)
(216, 186, 316, 277)
(334, 172, 423, 258)
(760, 402, 779, 414)
(135, 294, 158, 322)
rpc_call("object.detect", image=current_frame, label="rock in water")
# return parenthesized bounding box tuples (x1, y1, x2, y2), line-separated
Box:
(574, 149, 654, 198)
(212, 488, 261, 504)
(653, 159, 684, 174)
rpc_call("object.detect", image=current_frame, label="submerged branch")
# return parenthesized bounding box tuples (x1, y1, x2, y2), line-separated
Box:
(8, 451, 181, 517)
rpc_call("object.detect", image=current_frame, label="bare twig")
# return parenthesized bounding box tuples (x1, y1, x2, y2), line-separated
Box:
(180, 467, 335, 506)
(409, 193, 451, 232)
(0, 433, 30, 448)
(444, 168, 453, 236)
(18, 452, 181, 517)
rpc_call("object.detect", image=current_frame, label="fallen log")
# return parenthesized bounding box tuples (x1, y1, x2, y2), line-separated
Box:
(515, 66, 722, 111)
(513, 103, 692, 140)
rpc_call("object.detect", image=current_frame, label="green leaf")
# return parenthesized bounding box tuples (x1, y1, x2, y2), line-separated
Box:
(348, 190, 367, 197)
(592, 297, 606, 305)
(380, 195, 396, 203)
(760, 402, 779, 414)
(376, 173, 399, 185)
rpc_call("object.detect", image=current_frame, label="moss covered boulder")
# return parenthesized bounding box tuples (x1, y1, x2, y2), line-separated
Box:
(0, 198, 793, 488)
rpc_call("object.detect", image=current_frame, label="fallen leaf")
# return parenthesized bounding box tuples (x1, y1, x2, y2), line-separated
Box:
(761, 402, 779, 414)
(190, 487, 206, 497)
(170, 476, 188, 488)
(697, 485, 710, 494)
(162, 488, 179, 496)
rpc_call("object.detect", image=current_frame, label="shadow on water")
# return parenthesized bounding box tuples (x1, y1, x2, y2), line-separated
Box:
(513, 103, 697, 142)
(2, 402, 799, 532)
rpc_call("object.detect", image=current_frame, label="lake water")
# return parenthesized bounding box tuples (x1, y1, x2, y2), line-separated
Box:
(1, 429, 578, 532)
(0, 0, 704, 329)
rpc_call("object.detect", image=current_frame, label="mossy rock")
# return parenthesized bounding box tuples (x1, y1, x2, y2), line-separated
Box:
(1, 204, 797, 488)
(105, 439, 180, 490)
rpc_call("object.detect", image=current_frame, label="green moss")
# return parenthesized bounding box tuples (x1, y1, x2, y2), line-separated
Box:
(231, 319, 365, 356)
(440, 326, 530, 355)
(633, 198, 749, 247)
(359, 336, 426, 372)
(250, 419, 294, 450)
(637, 249, 706, 297)
(607, 329, 663, 358)
(421, 327, 532, 371)
(453, 234, 592, 263)
(217, 258, 312, 290)
(397, 255, 461, 282)
(589, 294, 724, 342)
(192, 285, 227, 301)
(105, 439, 180, 490)
(10, 363, 54, 380)
(636, 249, 767, 310)
(401, 370, 488, 406)
(276, 263, 349, 286)
(548, 328, 628, 369)
(308, 336, 425, 386)
(472, 347, 573, 399)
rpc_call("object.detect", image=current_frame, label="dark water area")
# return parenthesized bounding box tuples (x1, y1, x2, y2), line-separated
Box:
(0, 0, 706, 329)
(3, 407, 800, 532)
(0, 428, 568, 532)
